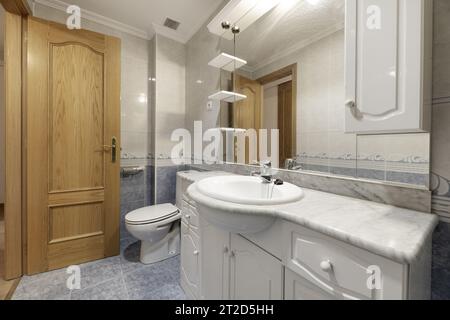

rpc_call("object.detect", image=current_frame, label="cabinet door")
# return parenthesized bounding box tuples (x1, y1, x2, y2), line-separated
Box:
(180, 222, 200, 299)
(345, 0, 432, 133)
(200, 218, 230, 299)
(229, 234, 283, 300)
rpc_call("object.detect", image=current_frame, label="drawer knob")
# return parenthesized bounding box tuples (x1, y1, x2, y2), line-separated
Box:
(320, 260, 333, 272)
(193, 250, 199, 256)
(185, 214, 191, 220)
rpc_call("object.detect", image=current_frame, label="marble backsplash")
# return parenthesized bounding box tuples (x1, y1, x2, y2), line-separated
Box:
(188, 163, 432, 213)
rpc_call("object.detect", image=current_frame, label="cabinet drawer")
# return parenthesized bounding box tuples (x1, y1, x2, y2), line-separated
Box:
(181, 200, 200, 233)
(283, 222, 405, 300)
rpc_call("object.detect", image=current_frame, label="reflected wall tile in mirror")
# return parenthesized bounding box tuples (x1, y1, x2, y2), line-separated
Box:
(356, 134, 430, 187)
(328, 132, 357, 177)
(300, 132, 330, 175)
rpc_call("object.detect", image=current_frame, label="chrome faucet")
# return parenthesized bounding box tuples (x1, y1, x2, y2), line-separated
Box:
(251, 160, 273, 184)
(285, 158, 303, 171)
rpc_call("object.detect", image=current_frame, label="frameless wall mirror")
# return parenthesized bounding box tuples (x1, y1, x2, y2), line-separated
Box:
(208, 0, 431, 189)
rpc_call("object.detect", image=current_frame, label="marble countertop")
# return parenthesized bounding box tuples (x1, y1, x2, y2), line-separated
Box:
(187, 174, 439, 264)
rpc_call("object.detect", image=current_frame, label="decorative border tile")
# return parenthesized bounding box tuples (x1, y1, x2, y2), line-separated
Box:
(431, 172, 450, 223)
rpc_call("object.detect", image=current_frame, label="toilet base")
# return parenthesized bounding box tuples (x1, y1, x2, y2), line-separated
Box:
(140, 227, 180, 264)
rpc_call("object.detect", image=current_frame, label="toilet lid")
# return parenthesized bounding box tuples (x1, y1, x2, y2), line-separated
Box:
(125, 204, 180, 225)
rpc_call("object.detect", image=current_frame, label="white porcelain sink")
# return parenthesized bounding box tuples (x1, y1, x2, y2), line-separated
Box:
(193, 176, 304, 234)
(197, 175, 304, 205)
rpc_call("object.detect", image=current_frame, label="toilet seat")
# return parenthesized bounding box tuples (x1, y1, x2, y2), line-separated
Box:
(125, 203, 180, 225)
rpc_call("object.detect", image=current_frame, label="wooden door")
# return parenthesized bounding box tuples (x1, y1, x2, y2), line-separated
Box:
(25, 17, 121, 274)
(233, 74, 262, 164)
(278, 81, 294, 166)
(229, 234, 283, 300)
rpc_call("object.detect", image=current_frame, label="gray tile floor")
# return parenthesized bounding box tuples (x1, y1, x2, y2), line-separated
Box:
(12, 237, 186, 300)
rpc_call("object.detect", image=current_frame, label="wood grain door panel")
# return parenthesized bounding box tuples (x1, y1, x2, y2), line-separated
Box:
(278, 81, 294, 165)
(49, 202, 104, 243)
(49, 43, 105, 192)
(233, 74, 262, 164)
(25, 17, 120, 274)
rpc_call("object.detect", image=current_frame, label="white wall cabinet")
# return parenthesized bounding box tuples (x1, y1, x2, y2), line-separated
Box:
(345, 0, 433, 133)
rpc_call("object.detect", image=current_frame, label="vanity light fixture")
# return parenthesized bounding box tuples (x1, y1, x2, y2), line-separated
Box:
(207, 0, 283, 40)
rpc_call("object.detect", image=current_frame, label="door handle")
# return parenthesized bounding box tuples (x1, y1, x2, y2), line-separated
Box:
(103, 136, 117, 163)
(345, 100, 357, 118)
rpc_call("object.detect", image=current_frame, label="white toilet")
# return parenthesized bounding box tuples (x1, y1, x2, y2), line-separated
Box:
(125, 203, 181, 264)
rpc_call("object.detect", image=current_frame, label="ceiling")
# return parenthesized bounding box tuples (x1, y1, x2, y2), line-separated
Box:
(55, 0, 225, 42)
(222, 0, 345, 70)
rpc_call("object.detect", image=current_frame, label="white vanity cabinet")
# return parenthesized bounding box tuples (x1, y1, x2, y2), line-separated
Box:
(199, 218, 230, 299)
(179, 172, 432, 300)
(199, 218, 283, 300)
(180, 220, 200, 298)
(178, 171, 204, 300)
(229, 234, 283, 300)
(345, 0, 433, 133)
(180, 199, 201, 299)
(177, 170, 283, 300)
(282, 222, 407, 300)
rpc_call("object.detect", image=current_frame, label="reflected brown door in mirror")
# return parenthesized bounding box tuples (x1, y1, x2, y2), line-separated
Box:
(233, 74, 262, 164)
(278, 81, 294, 166)
(25, 17, 121, 274)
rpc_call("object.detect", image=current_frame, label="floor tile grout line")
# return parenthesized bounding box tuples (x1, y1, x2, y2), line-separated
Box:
(71, 274, 124, 298)
(19, 258, 124, 299)
(119, 262, 131, 300)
